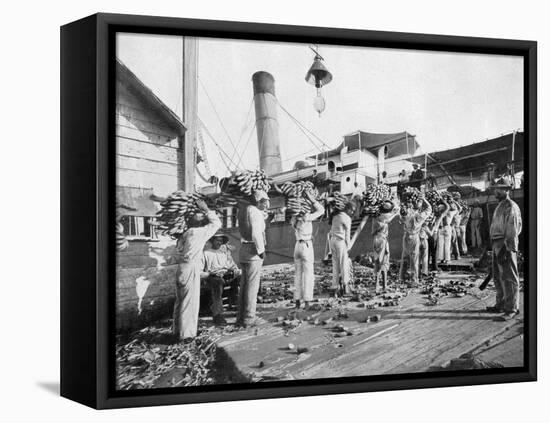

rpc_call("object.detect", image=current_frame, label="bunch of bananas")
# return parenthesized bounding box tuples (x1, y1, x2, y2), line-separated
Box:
(362, 183, 393, 216)
(400, 186, 422, 215)
(331, 191, 349, 212)
(115, 205, 129, 251)
(425, 190, 443, 213)
(220, 169, 271, 197)
(279, 181, 319, 215)
(156, 191, 215, 239)
(279, 180, 318, 198)
(440, 191, 455, 203)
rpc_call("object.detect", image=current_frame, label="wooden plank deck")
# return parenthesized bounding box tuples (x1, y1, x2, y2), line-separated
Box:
(213, 267, 524, 382)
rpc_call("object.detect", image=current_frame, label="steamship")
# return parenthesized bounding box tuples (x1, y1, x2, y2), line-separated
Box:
(115, 49, 524, 331)
(199, 72, 525, 265)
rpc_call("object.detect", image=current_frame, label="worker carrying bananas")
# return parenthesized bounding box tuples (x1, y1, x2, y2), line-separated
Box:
(419, 199, 449, 277)
(173, 200, 221, 342)
(236, 190, 270, 327)
(399, 196, 432, 287)
(329, 202, 356, 296)
(487, 178, 522, 321)
(290, 190, 325, 309)
(437, 197, 460, 264)
(371, 199, 400, 293)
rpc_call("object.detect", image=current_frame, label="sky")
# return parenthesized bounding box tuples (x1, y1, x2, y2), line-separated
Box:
(116, 33, 523, 180)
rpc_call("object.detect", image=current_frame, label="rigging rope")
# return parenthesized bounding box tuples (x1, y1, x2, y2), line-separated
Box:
(198, 77, 239, 153)
(236, 122, 257, 170)
(229, 97, 255, 166)
(276, 99, 332, 151)
(197, 117, 240, 172)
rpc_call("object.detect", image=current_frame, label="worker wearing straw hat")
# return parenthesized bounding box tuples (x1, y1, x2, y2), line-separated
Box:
(488, 178, 522, 321)
(201, 233, 241, 325)
(173, 200, 221, 342)
(236, 190, 269, 327)
(290, 190, 325, 309)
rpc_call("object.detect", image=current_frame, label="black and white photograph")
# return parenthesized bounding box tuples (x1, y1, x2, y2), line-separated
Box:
(113, 31, 528, 391)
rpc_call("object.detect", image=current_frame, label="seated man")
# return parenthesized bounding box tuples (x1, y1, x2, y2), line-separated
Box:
(201, 233, 241, 325)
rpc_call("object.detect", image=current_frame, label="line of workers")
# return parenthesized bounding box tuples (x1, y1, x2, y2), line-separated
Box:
(172, 177, 522, 342)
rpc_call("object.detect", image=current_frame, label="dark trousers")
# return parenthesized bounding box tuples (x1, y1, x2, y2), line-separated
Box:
(205, 275, 240, 317)
(428, 236, 437, 271)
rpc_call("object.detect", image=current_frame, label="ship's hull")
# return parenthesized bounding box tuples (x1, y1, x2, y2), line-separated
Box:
(222, 189, 525, 266)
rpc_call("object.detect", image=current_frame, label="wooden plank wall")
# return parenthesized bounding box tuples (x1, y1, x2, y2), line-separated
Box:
(116, 239, 181, 332)
(115, 80, 183, 332)
(115, 82, 180, 197)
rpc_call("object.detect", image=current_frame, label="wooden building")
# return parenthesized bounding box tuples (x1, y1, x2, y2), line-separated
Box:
(115, 59, 187, 332)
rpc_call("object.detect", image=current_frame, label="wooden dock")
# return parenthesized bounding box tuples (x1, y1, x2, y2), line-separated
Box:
(212, 268, 524, 382)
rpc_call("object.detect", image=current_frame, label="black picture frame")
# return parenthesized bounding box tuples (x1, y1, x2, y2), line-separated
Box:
(61, 12, 537, 409)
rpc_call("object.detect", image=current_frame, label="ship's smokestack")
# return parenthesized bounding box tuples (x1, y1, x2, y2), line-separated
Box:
(252, 71, 282, 175)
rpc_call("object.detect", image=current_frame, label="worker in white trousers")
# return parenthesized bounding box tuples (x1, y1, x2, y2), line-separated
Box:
(437, 199, 459, 264)
(173, 200, 221, 342)
(399, 197, 432, 287)
(290, 191, 324, 309)
(236, 190, 269, 327)
(329, 202, 355, 296)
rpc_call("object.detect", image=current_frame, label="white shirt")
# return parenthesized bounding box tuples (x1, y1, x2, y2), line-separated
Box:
(290, 201, 324, 241)
(330, 212, 352, 246)
(176, 211, 221, 263)
(202, 247, 240, 274)
(247, 206, 267, 255)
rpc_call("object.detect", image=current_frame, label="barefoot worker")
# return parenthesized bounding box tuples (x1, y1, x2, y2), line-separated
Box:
(236, 190, 269, 327)
(399, 196, 432, 287)
(371, 199, 400, 292)
(290, 191, 324, 309)
(419, 199, 448, 277)
(173, 200, 221, 342)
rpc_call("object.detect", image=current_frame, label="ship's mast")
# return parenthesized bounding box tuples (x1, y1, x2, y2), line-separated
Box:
(180, 37, 198, 191)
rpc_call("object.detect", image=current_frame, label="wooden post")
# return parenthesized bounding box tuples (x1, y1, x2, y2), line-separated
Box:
(180, 37, 198, 191)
